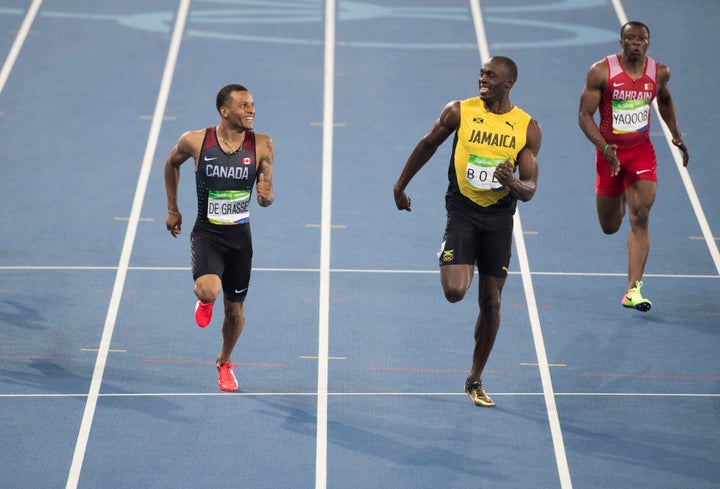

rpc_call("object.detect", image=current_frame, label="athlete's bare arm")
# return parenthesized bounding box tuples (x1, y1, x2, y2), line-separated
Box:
(393, 101, 460, 211)
(495, 118, 541, 202)
(578, 60, 622, 176)
(255, 133, 274, 206)
(655, 63, 689, 166)
(164, 130, 203, 237)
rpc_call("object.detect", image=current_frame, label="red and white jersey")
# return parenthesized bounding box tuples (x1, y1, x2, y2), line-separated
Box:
(599, 54, 657, 149)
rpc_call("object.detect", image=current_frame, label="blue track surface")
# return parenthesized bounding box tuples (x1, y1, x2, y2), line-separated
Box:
(1, 1, 718, 488)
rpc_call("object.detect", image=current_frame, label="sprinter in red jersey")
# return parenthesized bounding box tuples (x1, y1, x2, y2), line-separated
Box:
(579, 21, 689, 312)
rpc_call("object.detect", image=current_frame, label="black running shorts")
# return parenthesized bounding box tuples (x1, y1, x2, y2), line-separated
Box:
(438, 211, 513, 278)
(190, 224, 253, 302)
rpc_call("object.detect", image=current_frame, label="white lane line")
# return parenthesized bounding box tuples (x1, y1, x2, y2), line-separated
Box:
(470, 2, 572, 488)
(4, 391, 719, 399)
(611, 1, 719, 274)
(64, 1, 191, 488)
(658, 112, 720, 273)
(315, 1, 336, 488)
(0, 0, 42, 96)
(2, 265, 719, 280)
(514, 213, 573, 489)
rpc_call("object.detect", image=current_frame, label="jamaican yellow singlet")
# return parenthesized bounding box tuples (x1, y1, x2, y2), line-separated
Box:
(450, 97, 531, 209)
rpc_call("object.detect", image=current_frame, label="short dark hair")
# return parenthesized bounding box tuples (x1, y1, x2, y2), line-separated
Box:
(488, 56, 518, 82)
(621, 21, 650, 39)
(216, 84, 248, 112)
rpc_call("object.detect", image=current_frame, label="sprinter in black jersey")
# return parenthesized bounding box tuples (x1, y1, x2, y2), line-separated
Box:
(164, 84, 274, 392)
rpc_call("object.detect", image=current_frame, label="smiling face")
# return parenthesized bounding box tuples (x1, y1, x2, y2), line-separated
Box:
(620, 23, 650, 63)
(220, 90, 256, 131)
(478, 57, 515, 103)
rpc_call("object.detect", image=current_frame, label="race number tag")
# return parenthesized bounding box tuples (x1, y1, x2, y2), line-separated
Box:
(207, 190, 250, 225)
(465, 154, 506, 191)
(612, 99, 650, 134)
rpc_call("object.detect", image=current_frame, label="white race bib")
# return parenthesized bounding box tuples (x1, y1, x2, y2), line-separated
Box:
(465, 154, 506, 191)
(207, 190, 250, 225)
(612, 99, 650, 134)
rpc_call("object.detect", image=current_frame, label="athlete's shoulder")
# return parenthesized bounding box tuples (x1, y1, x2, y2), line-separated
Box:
(584, 56, 610, 89)
(252, 131, 273, 147)
(588, 55, 611, 71)
(179, 128, 207, 145)
(432, 100, 461, 132)
(526, 118, 542, 150)
(252, 131, 274, 159)
(654, 59, 671, 85)
(457, 97, 483, 119)
(175, 128, 206, 156)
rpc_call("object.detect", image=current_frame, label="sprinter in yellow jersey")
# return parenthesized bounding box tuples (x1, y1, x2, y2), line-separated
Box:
(393, 57, 542, 407)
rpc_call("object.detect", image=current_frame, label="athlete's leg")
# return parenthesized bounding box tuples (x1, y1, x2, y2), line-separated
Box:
(596, 193, 626, 235)
(440, 264, 475, 303)
(595, 149, 626, 235)
(467, 274, 505, 383)
(625, 179, 656, 288)
(193, 274, 222, 303)
(217, 298, 244, 365)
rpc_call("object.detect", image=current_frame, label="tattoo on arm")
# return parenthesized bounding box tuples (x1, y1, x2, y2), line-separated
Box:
(258, 157, 271, 177)
(259, 138, 274, 178)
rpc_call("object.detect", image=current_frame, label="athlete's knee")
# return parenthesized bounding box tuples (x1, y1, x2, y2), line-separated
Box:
(629, 204, 651, 226)
(440, 265, 473, 303)
(477, 276, 504, 313)
(479, 293, 502, 315)
(223, 303, 245, 324)
(225, 307, 245, 324)
(597, 195, 625, 234)
(597, 210, 624, 234)
(194, 276, 221, 303)
(599, 219, 622, 235)
(443, 286, 467, 303)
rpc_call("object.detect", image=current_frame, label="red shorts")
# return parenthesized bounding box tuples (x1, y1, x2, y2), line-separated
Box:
(595, 138, 657, 197)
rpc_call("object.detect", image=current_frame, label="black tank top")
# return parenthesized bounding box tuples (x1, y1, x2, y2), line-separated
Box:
(194, 127, 257, 234)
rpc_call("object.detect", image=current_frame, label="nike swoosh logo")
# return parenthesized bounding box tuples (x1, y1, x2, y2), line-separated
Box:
(204, 156, 217, 161)
(636, 169, 652, 175)
(234, 288, 248, 294)
(613, 82, 624, 87)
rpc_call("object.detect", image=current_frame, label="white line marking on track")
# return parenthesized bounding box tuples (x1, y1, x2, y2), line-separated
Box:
(2, 265, 719, 280)
(611, 0, 719, 274)
(64, 1, 192, 488)
(315, 1, 336, 488)
(514, 213, 573, 489)
(4, 392, 718, 399)
(469, 1, 572, 488)
(0, 0, 42, 96)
